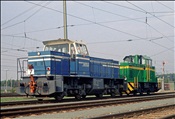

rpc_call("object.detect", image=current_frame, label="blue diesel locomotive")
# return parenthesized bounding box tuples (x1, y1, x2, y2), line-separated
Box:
(17, 39, 126, 100)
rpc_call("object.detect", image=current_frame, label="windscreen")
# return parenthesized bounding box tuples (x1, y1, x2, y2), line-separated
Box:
(44, 44, 69, 53)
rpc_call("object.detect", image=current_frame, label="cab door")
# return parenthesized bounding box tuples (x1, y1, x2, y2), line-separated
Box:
(70, 44, 77, 74)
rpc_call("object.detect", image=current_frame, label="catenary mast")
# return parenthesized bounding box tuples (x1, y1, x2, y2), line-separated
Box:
(63, 0, 68, 39)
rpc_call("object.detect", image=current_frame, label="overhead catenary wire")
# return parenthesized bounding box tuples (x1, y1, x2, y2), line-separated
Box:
(147, 23, 173, 42)
(25, 1, 144, 39)
(1, 53, 26, 58)
(2, 34, 43, 42)
(126, 1, 175, 28)
(2, 47, 28, 52)
(143, 6, 174, 44)
(151, 2, 155, 16)
(1, 1, 174, 74)
(25, 1, 174, 51)
(2, 33, 174, 53)
(156, 1, 174, 11)
(87, 36, 163, 44)
(1, 1, 44, 26)
(12, 26, 67, 35)
(150, 47, 174, 57)
(74, 1, 144, 24)
(7, 13, 174, 36)
(87, 39, 136, 44)
(2, 1, 144, 40)
(24, 2, 51, 22)
(92, 7, 96, 23)
(1, 2, 51, 30)
(2, 35, 42, 53)
(149, 40, 174, 51)
(147, 11, 174, 14)
(2, 0, 172, 35)
(102, 1, 145, 13)
(77, 2, 174, 47)
(117, 1, 174, 44)
(103, 1, 173, 14)
(2, 41, 42, 50)
(1, 21, 24, 30)
(1, 1, 174, 48)
(2, 41, 29, 49)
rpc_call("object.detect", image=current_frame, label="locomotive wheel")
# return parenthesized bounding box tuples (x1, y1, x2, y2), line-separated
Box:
(55, 95, 64, 101)
(133, 92, 137, 96)
(82, 95, 86, 99)
(147, 91, 150, 95)
(119, 92, 123, 97)
(110, 93, 116, 98)
(96, 94, 103, 98)
(37, 99, 43, 101)
(140, 92, 143, 95)
(75, 94, 81, 100)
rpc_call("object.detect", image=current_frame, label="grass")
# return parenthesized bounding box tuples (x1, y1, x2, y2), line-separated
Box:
(1, 96, 36, 102)
(1, 95, 110, 103)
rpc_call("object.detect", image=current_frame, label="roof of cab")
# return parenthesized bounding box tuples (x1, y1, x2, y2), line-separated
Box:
(142, 55, 151, 60)
(43, 38, 86, 45)
(123, 55, 152, 60)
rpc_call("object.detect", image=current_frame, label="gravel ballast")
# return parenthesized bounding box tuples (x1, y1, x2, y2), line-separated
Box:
(15, 98, 175, 119)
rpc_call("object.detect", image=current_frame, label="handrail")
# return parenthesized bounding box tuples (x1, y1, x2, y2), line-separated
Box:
(17, 56, 60, 79)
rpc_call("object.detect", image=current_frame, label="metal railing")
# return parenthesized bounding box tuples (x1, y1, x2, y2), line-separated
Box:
(17, 56, 61, 80)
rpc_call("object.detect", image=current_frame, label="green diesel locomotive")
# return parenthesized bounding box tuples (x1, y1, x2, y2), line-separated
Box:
(120, 55, 160, 95)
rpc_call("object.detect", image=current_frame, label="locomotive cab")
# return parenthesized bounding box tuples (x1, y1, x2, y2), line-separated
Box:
(43, 39, 89, 56)
(123, 55, 152, 66)
(43, 39, 90, 76)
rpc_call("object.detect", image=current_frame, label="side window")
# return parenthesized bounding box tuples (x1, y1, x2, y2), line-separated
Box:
(131, 57, 133, 63)
(76, 43, 81, 54)
(124, 57, 133, 63)
(148, 60, 152, 66)
(150, 60, 152, 66)
(71, 44, 75, 54)
(50, 47, 53, 51)
(62, 48, 66, 53)
(82, 45, 88, 55)
(53, 47, 57, 51)
(139, 56, 143, 65)
(142, 58, 146, 65)
(79, 44, 83, 53)
(45, 47, 49, 51)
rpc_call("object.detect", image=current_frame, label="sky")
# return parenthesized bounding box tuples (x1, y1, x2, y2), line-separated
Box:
(1, 1, 175, 81)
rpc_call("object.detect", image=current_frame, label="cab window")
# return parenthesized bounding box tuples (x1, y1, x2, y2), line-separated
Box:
(44, 44, 69, 53)
(70, 44, 75, 54)
(76, 43, 88, 55)
(124, 56, 133, 63)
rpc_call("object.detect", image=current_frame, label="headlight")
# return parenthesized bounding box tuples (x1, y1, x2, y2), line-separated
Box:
(47, 67, 50, 75)
(37, 52, 40, 56)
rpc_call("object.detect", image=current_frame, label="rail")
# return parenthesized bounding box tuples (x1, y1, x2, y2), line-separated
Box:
(90, 104, 175, 119)
(1, 92, 175, 106)
(1, 93, 174, 118)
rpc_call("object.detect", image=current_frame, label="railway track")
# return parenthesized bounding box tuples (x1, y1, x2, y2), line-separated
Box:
(1, 93, 174, 118)
(89, 104, 175, 119)
(1, 92, 175, 107)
